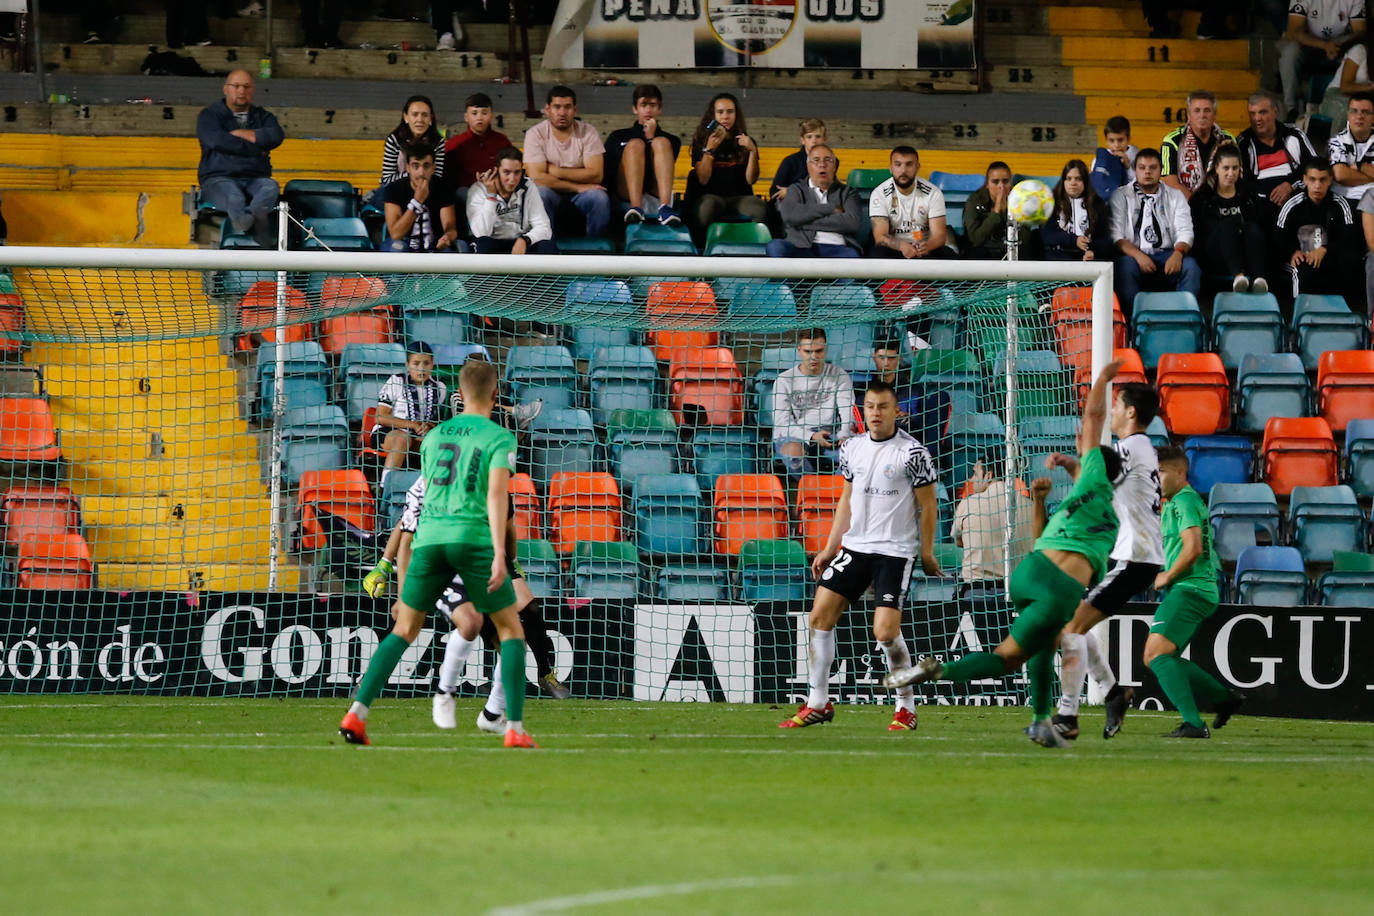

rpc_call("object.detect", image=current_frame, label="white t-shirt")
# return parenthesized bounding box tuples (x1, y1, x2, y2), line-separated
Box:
(1109, 432, 1164, 564)
(374, 374, 447, 431)
(1328, 124, 1374, 198)
(1342, 41, 1369, 83)
(838, 430, 939, 557)
(868, 177, 946, 243)
(1289, 1, 1365, 41)
(400, 476, 426, 533)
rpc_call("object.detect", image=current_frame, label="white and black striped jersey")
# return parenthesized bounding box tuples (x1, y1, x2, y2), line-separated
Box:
(399, 476, 426, 534)
(838, 429, 938, 557)
(1108, 432, 1164, 564)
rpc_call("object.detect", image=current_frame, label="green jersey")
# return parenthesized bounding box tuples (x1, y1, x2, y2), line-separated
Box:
(1034, 446, 1119, 581)
(1161, 484, 1218, 594)
(413, 413, 517, 548)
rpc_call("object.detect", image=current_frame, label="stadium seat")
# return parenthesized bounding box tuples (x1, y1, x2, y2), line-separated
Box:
(1317, 549, 1374, 607)
(713, 474, 789, 555)
(588, 345, 659, 426)
(1074, 347, 1147, 406)
(1292, 293, 1366, 370)
(0, 397, 61, 463)
(301, 217, 372, 251)
(256, 341, 332, 417)
(737, 538, 808, 602)
(811, 285, 878, 321)
(283, 179, 359, 219)
(357, 406, 387, 466)
(378, 469, 419, 533)
(236, 281, 311, 352)
(554, 237, 615, 255)
(572, 326, 636, 362)
(297, 469, 374, 552)
(2, 485, 80, 547)
(16, 531, 93, 589)
(821, 322, 878, 379)
(1184, 435, 1253, 496)
(1131, 291, 1204, 369)
(340, 342, 407, 425)
(528, 407, 598, 492)
(703, 221, 771, 257)
(1233, 545, 1307, 605)
(1236, 353, 1311, 434)
(645, 281, 718, 363)
(912, 348, 983, 406)
(517, 538, 562, 598)
(654, 563, 730, 601)
(321, 275, 386, 309)
(1156, 352, 1229, 435)
(625, 223, 697, 255)
(505, 344, 578, 410)
(908, 575, 959, 603)
(219, 221, 264, 249)
(669, 348, 745, 426)
(0, 293, 25, 356)
(633, 474, 706, 556)
(948, 413, 1005, 488)
(403, 306, 471, 347)
(572, 540, 640, 599)
(318, 306, 393, 355)
(510, 473, 542, 542)
(797, 474, 844, 557)
(565, 279, 633, 319)
(1050, 286, 1128, 351)
(1262, 416, 1338, 496)
(991, 350, 1070, 419)
(1146, 415, 1171, 449)
(646, 327, 721, 363)
(430, 342, 490, 395)
(751, 347, 796, 429)
(722, 280, 797, 320)
(846, 168, 890, 194)
(1316, 350, 1374, 432)
(1021, 415, 1080, 453)
(548, 472, 622, 555)
(690, 427, 758, 496)
(1344, 418, 1374, 498)
(1290, 485, 1364, 564)
(281, 405, 350, 485)
(1210, 292, 1283, 370)
(1208, 482, 1280, 563)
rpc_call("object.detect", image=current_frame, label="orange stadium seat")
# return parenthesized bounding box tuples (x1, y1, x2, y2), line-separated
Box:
(0, 293, 25, 355)
(319, 307, 393, 355)
(713, 473, 789, 555)
(236, 281, 311, 352)
(510, 473, 542, 542)
(297, 469, 374, 551)
(645, 281, 720, 364)
(1050, 287, 1128, 372)
(17, 531, 93, 590)
(1316, 350, 1374, 432)
(1074, 348, 1146, 407)
(1262, 417, 1338, 496)
(357, 407, 387, 465)
(321, 275, 387, 309)
(669, 348, 744, 426)
(0, 397, 61, 462)
(1157, 353, 1230, 435)
(648, 329, 719, 365)
(2, 485, 80, 548)
(548, 471, 622, 554)
(797, 474, 844, 557)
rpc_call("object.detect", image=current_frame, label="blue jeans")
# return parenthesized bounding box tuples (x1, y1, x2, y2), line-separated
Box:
(536, 185, 610, 239)
(380, 237, 471, 253)
(1114, 250, 1202, 316)
(200, 175, 279, 232)
(767, 239, 860, 258)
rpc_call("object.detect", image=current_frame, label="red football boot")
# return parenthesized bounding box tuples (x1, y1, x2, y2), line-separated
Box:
(778, 702, 835, 728)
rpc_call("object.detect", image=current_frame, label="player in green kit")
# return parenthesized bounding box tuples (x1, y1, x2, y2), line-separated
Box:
(1146, 446, 1245, 738)
(339, 358, 538, 749)
(884, 361, 1124, 748)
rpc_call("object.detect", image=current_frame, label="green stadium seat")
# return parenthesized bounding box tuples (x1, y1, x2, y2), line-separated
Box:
(517, 538, 563, 598)
(703, 221, 771, 256)
(572, 540, 640, 599)
(737, 538, 808, 603)
(846, 168, 890, 192)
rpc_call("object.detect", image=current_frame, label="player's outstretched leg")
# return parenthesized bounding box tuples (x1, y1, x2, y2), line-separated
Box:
(1211, 686, 1246, 729)
(1150, 652, 1210, 738)
(1025, 648, 1071, 749)
(522, 597, 571, 699)
(1102, 681, 1135, 739)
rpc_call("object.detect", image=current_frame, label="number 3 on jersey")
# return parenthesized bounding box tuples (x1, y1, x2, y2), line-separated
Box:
(822, 549, 853, 580)
(432, 441, 484, 493)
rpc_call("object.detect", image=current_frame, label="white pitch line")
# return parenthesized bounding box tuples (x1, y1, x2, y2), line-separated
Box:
(485, 875, 795, 915)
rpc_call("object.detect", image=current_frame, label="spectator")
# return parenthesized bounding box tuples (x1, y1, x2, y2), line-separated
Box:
(372, 95, 446, 210)
(1326, 30, 1374, 118)
(1191, 144, 1271, 293)
(1110, 147, 1201, 316)
(767, 145, 862, 258)
(445, 93, 511, 190)
(1358, 184, 1374, 312)
(963, 161, 1013, 259)
(869, 145, 952, 259)
(1039, 159, 1112, 261)
(770, 119, 828, 201)
(604, 84, 683, 226)
(951, 452, 1034, 585)
(196, 69, 284, 247)
(1091, 115, 1138, 202)
(382, 144, 465, 253)
(1141, 0, 1180, 38)
(372, 340, 448, 489)
(871, 338, 950, 456)
(771, 328, 855, 478)
(1329, 92, 1374, 201)
(1161, 90, 1237, 200)
(524, 86, 610, 239)
(431, 0, 464, 50)
(300, 0, 341, 47)
(1237, 90, 1316, 211)
(1276, 157, 1361, 313)
(1279, 0, 1366, 120)
(466, 147, 557, 255)
(166, 4, 210, 48)
(685, 92, 768, 245)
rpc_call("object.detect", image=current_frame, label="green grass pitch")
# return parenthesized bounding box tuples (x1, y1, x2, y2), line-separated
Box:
(2, 697, 1371, 915)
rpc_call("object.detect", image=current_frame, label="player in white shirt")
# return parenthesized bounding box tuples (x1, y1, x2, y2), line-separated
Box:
(778, 381, 942, 732)
(1050, 382, 1163, 740)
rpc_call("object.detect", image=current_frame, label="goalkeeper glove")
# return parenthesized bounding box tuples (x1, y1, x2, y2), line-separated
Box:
(363, 558, 394, 598)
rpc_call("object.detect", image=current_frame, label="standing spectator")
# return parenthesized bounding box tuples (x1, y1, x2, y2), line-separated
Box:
(445, 93, 511, 191)
(604, 84, 682, 226)
(684, 92, 768, 246)
(1276, 157, 1361, 312)
(1191, 144, 1272, 293)
(1110, 148, 1201, 317)
(771, 329, 855, 479)
(197, 69, 284, 247)
(1039, 159, 1112, 261)
(371, 95, 446, 210)
(869, 145, 952, 259)
(372, 340, 448, 489)
(951, 453, 1034, 586)
(382, 145, 464, 254)
(1329, 92, 1374, 201)
(166, 3, 210, 48)
(963, 161, 1013, 259)
(1237, 90, 1316, 212)
(767, 145, 862, 258)
(467, 147, 557, 255)
(1091, 116, 1138, 202)
(524, 86, 610, 239)
(300, 0, 341, 47)
(770, 119, 828, 201)
(1279, 0, 1366, 120)
(1357, 184, 1374, 312)
(1161, 90, 1237, 200)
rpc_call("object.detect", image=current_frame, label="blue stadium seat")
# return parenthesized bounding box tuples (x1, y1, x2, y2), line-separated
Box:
(724, 280, 797, 320)
(572, 541, 640, 599)
(633, 474, 706, 556)
(281, 405, 350, 485)
(690, 427, 758, 496)
(505, 344, 578, 410)
(1183, 435, 1253, 496)
(403, 306, 471, 347)
(256, 342, 331, 417)
(528, 407, 598, 492)
(751, 347, 796, 429)
(1146, 415, 1171, 449)
(564, 279, 632, 319)
(1293, 294, 1367, 370)
(572, 326, 636, 362)
(624, 223, 697, 255)
(555, 237, 615, 255)
(379, 469, 420, 532)
(283, 179, 359, 219)
(654, 563, 730, 601)
(301, 217, 372, 251)
(1208, 482, 1280, 563)
(824, 322, 878, 377)
(517, 539, 563, 599)
(948, 412, 1005, 488)
(1233, 545, 1307, 605)
(811, 284, 878, 321)
(339, 342, 407, 424)
(1021, 415, 1080, 453)
(929, 171, 983, 214)
(1344, 418, 1374, 498)
(1211, 292, 1283, 370)
(1290, 485, 1364, 564)
(1132, 291, 1205, 369)
(1236, 353, 1311, 434)
(737, 539, 808, 603)
(219, 221, 265, 249)
(588, 345, 659, 426)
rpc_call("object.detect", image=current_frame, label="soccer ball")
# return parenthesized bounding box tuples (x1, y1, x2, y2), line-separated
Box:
(1007, 179, 1054, 227)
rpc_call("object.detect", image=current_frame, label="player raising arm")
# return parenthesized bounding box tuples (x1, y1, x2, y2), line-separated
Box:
(884, 360, 1125, 748)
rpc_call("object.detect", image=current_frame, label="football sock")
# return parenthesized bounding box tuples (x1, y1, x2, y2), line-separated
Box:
(806, 628, 836, 709)
(354, 632, 410, 708)
(1026, 648, 1055, 720)
(521, 598, 556, 678)
(1085, 630, 1116, 691)
(1179, 656, 1231, 705)
(438, 630, 478, 694)
(880, 636, 916, 712)
(380, 467, 392, 489)
(347, 701, 369, 722)
(501, 638, 526, 725)
(1150, 653, 1203, 728)
(940, 651, 1005, 682)
(486, 655, 507, 716)
(1056, 631, 1087, 717)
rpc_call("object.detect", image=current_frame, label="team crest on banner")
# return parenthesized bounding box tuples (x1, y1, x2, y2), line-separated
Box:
(707, 0, 796, 55)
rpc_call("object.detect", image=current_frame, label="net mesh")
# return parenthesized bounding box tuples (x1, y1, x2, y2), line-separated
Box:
(0, 258, 1099, 705)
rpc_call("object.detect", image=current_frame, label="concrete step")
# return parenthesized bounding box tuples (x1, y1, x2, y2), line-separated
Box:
(97, 561, 301, 591)
(1072, 65, 1259, 95)
(1059, 35, 1252, 67)
(1084, 96, 1255, 135)
(1047, 6, 1203, 36)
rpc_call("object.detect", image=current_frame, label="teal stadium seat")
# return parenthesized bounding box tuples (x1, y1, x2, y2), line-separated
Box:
(1131, 291, 1204, 370)
(1344, 418, 1374, 498)
(256, 341, 331, 417)
(654, 563, 730, 601)
(691, 427, 757, 497)
(588, 345, 659, 426)
(281, 405, 350, 485)
(301, 217, 372, 251)
(283, 179, 360, 219)
(1146, 415, 1171, 449)
(1211, 292, 1283, 370)
(1236, 353, 1311, 434)
(1208, 482, 1279, 563)
(624, 223, 697, 256)
(517, 539, 563, 598)
(564, 279, 632, 320)
(633, 474, 706, 556)
(724, 280, 797, 320)
(339, 342, 406, 425)
(1290, 485, 1364, 564)
(505, 344, 578, 411)
(1292, 294, 1366, 370)
(573, 326, 636, 362)
(379, 469, 420, 532)
(948, 412, 1005, 488)
(751, 347, 796, 430)
(737, 538, 808, 603)
(403, 306, 472, 348)
(1233, 546, 1307, 605)
(528, 407, 598, 493)
(824, 322, 878, 378)
(992, 350, 1070, 419)
(555, 237, 615, 255)
(573, 540, 640, 599)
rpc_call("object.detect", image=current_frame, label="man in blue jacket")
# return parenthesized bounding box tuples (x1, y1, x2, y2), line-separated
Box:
(197, 70, 284, 245)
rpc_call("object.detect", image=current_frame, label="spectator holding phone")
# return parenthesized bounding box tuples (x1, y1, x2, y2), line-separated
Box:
(684, 92, 768, 245)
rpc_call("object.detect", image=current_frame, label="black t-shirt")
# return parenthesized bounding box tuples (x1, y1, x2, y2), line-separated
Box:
(688, 136, 753, 200)
(383, 175, 456, 251)
(604, 123, 682, 197)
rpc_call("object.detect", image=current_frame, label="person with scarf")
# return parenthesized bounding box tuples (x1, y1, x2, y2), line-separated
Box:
(1161, 89, 1237, 201)
(373, 340, 448, 489)
(1039, 159, 1112, 261)
(1110, 148, 1201, 318)
(1191, 144, 1272, 293)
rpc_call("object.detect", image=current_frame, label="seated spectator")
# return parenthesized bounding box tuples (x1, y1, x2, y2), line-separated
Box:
(466, 146, 557, 255)
(1191, 144, 1271, 293)
(1161, 90, 1237, 200)
(869, 145, 953, 259)
(771, 329, 855, 478)
(1279, 0, 1365, 120)
(604, 84, 682, 226)
(1324, 30, 1374, 119)
(1110, 147, 1201, 317)
(196, 70, 283, 246)
(371, 95, 445, 210)
(524, 86, 610, 239)
(684, 93, 768, 245)
(373, 341, 448, 489)
(962, 161, 1013, 259)
(1276, 157, 1361, 313)
(382, 144, 465, 253)
(870, 338, 950, 458)
(1091, 115, 1137, 202)
(1039, 158, 1112, 261)
(444, 93, 511, 191)
(1358, 184, 1374, 313)
(766, 145, 862, 258)
(951, 452, 1034, 585)
(1237, 90, 1316, 213)
(770, 118, 828, 201)
(1329, 92, 1374, 201)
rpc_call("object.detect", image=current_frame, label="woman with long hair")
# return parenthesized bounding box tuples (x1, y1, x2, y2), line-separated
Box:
(684, 92, 768, 244)
(1039, 159, 1112, 261)
(369, 95, 447, 210)
(1189, 143, 1270, 293)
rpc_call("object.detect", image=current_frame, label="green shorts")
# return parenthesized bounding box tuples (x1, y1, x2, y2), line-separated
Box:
(401, 541, 516, 616)
(1008, 550, 1086, 656)
(1150, 585, 1218, 649)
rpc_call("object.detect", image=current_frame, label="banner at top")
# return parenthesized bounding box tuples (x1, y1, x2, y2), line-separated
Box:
(543, 0, 978, 70)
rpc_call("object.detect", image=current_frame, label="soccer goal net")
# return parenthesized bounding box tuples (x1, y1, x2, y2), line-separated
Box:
(0, 245, 1112, 704)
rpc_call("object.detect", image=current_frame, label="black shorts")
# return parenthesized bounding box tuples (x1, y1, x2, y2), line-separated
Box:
(817, 547, 914, 610)
(1085, 559, 1161, 615)
(436, 555, 525, 617)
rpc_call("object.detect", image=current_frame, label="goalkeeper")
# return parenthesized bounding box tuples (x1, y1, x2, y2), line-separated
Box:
(884, 360, 1124, 748)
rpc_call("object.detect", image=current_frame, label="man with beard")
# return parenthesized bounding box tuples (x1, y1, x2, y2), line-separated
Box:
(868, 146, 953, 259)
